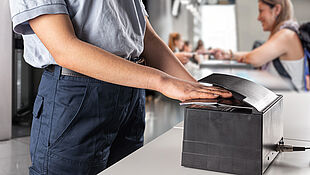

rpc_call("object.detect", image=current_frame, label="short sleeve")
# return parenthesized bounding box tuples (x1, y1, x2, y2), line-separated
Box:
(139, 0, 149, 17)
(9, 0, 69, 35)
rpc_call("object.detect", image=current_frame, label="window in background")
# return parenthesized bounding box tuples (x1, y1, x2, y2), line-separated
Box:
(200, 5, 237, 51)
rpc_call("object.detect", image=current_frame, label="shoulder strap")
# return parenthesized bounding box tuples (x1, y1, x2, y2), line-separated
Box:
(299, 22, 310, 53)
(305, 49, 310, 75)
(299, 22, 310, 76)
(272, 58, 292, 79)
(272, 58, 298, 91)
(281, 21, 299, 34)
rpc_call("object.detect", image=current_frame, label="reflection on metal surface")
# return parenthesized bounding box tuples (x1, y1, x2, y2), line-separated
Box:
(200, 60, 252, 69)
(144, 94, 184, 144)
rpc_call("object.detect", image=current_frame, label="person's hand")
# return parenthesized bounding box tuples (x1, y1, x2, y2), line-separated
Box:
(196, 48, 207, 55)
(210, 48, 231, 60)
(158, 75, 232, 102)
(237, 55, 246, 63)
(193, 54, 201, 64)
(175, 52, 193, 65)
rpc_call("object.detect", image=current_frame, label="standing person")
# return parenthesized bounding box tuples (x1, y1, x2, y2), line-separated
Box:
(168, 32, 193, 65)
(9, 0, 231, 175)
(212, 0, 308, 91)
(195, 39, 207, 54)
(195, 39, 209, 60)
(182, 41, 193, 53)
(183, 41, 201, 64)
(169, 32, 184, 53)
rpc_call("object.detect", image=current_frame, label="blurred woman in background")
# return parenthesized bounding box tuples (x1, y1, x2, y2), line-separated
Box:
(182, 41, 193, 53)
(195, 39, 207, 54)
(212, 0, 308, 91)
(168, 32, 193, 65)
(183, 41, 201, 64)
(195, 39, 210, 60)
(169, 32, 183, 52)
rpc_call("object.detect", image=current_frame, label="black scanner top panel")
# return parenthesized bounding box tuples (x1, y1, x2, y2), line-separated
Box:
(199, 73, 278, 112)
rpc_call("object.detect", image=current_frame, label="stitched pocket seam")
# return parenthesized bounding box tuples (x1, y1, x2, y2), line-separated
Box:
(48, 86, 88, 149)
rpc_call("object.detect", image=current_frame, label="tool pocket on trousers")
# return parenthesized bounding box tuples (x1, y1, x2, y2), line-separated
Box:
(29, 95, 44, 165)
(33, 95, 44, 118)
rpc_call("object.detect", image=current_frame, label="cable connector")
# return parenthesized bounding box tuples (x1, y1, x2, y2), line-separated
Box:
(276, 144, 310, 152)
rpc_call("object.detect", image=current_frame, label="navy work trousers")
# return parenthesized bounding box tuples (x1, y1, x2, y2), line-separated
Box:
(29, 66, 146, 175)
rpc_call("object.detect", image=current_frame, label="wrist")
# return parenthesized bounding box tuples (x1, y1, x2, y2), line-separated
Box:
(154, 72, 171, 93)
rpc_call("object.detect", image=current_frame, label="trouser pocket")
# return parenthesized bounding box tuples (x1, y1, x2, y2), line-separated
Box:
(30, 95, 44, 161)
(30, 95, 50, 173)
(29, 166, 42, 175)
(48, 80, 88, 149)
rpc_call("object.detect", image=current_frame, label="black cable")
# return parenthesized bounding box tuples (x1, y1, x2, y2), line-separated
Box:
(276, 144, 310, 152)
(293, 147, 307, 151)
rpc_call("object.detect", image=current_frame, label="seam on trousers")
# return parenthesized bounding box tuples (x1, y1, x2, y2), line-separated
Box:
(45, 76, 60, 174)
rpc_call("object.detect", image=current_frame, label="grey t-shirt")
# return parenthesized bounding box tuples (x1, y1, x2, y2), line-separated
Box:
(10, 0, 148, 68)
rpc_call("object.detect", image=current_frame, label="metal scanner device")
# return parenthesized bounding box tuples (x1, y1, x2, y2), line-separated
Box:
(181, 73, 283, 175)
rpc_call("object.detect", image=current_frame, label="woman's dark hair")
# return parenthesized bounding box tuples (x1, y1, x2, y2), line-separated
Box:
(195, 39, 204, 51)
(261, 0, 276, 8)
(184, 41, 190, 47)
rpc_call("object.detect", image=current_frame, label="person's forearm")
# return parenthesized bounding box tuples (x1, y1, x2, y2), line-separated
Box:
(231, 51, 265, 67)
(29, 14, 175, 92)
(141, 20, 196, 83)
(237, 50, 274, 67)
(29, 14, 232, 101)
(232, 51, 262, 67)
(54, 38, 171, 91)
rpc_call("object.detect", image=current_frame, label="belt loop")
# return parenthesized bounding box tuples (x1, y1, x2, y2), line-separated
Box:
(54, 65, 62, 80)
(130, 57, 145, 65)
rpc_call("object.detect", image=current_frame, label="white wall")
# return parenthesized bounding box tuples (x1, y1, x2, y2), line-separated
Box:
(236, 0, 310, 51)
(0, 0, 12, 140)
(172, 5, 197, 45)
(148, 0, 196, 45)
(148, 0, 173, 43)
(292, 0, 310, 23)
(201, 5, 238, 51)
(236, 0, 268, 51)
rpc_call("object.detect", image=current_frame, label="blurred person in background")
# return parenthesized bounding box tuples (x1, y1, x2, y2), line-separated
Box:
(183, 41, 193, 53)
(168, 32, 193, 65)
(212, 0, 309, 91)
(195, 39, 207, 55)
(195, 39, 210, 60)
(183, 41, 201, 64)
